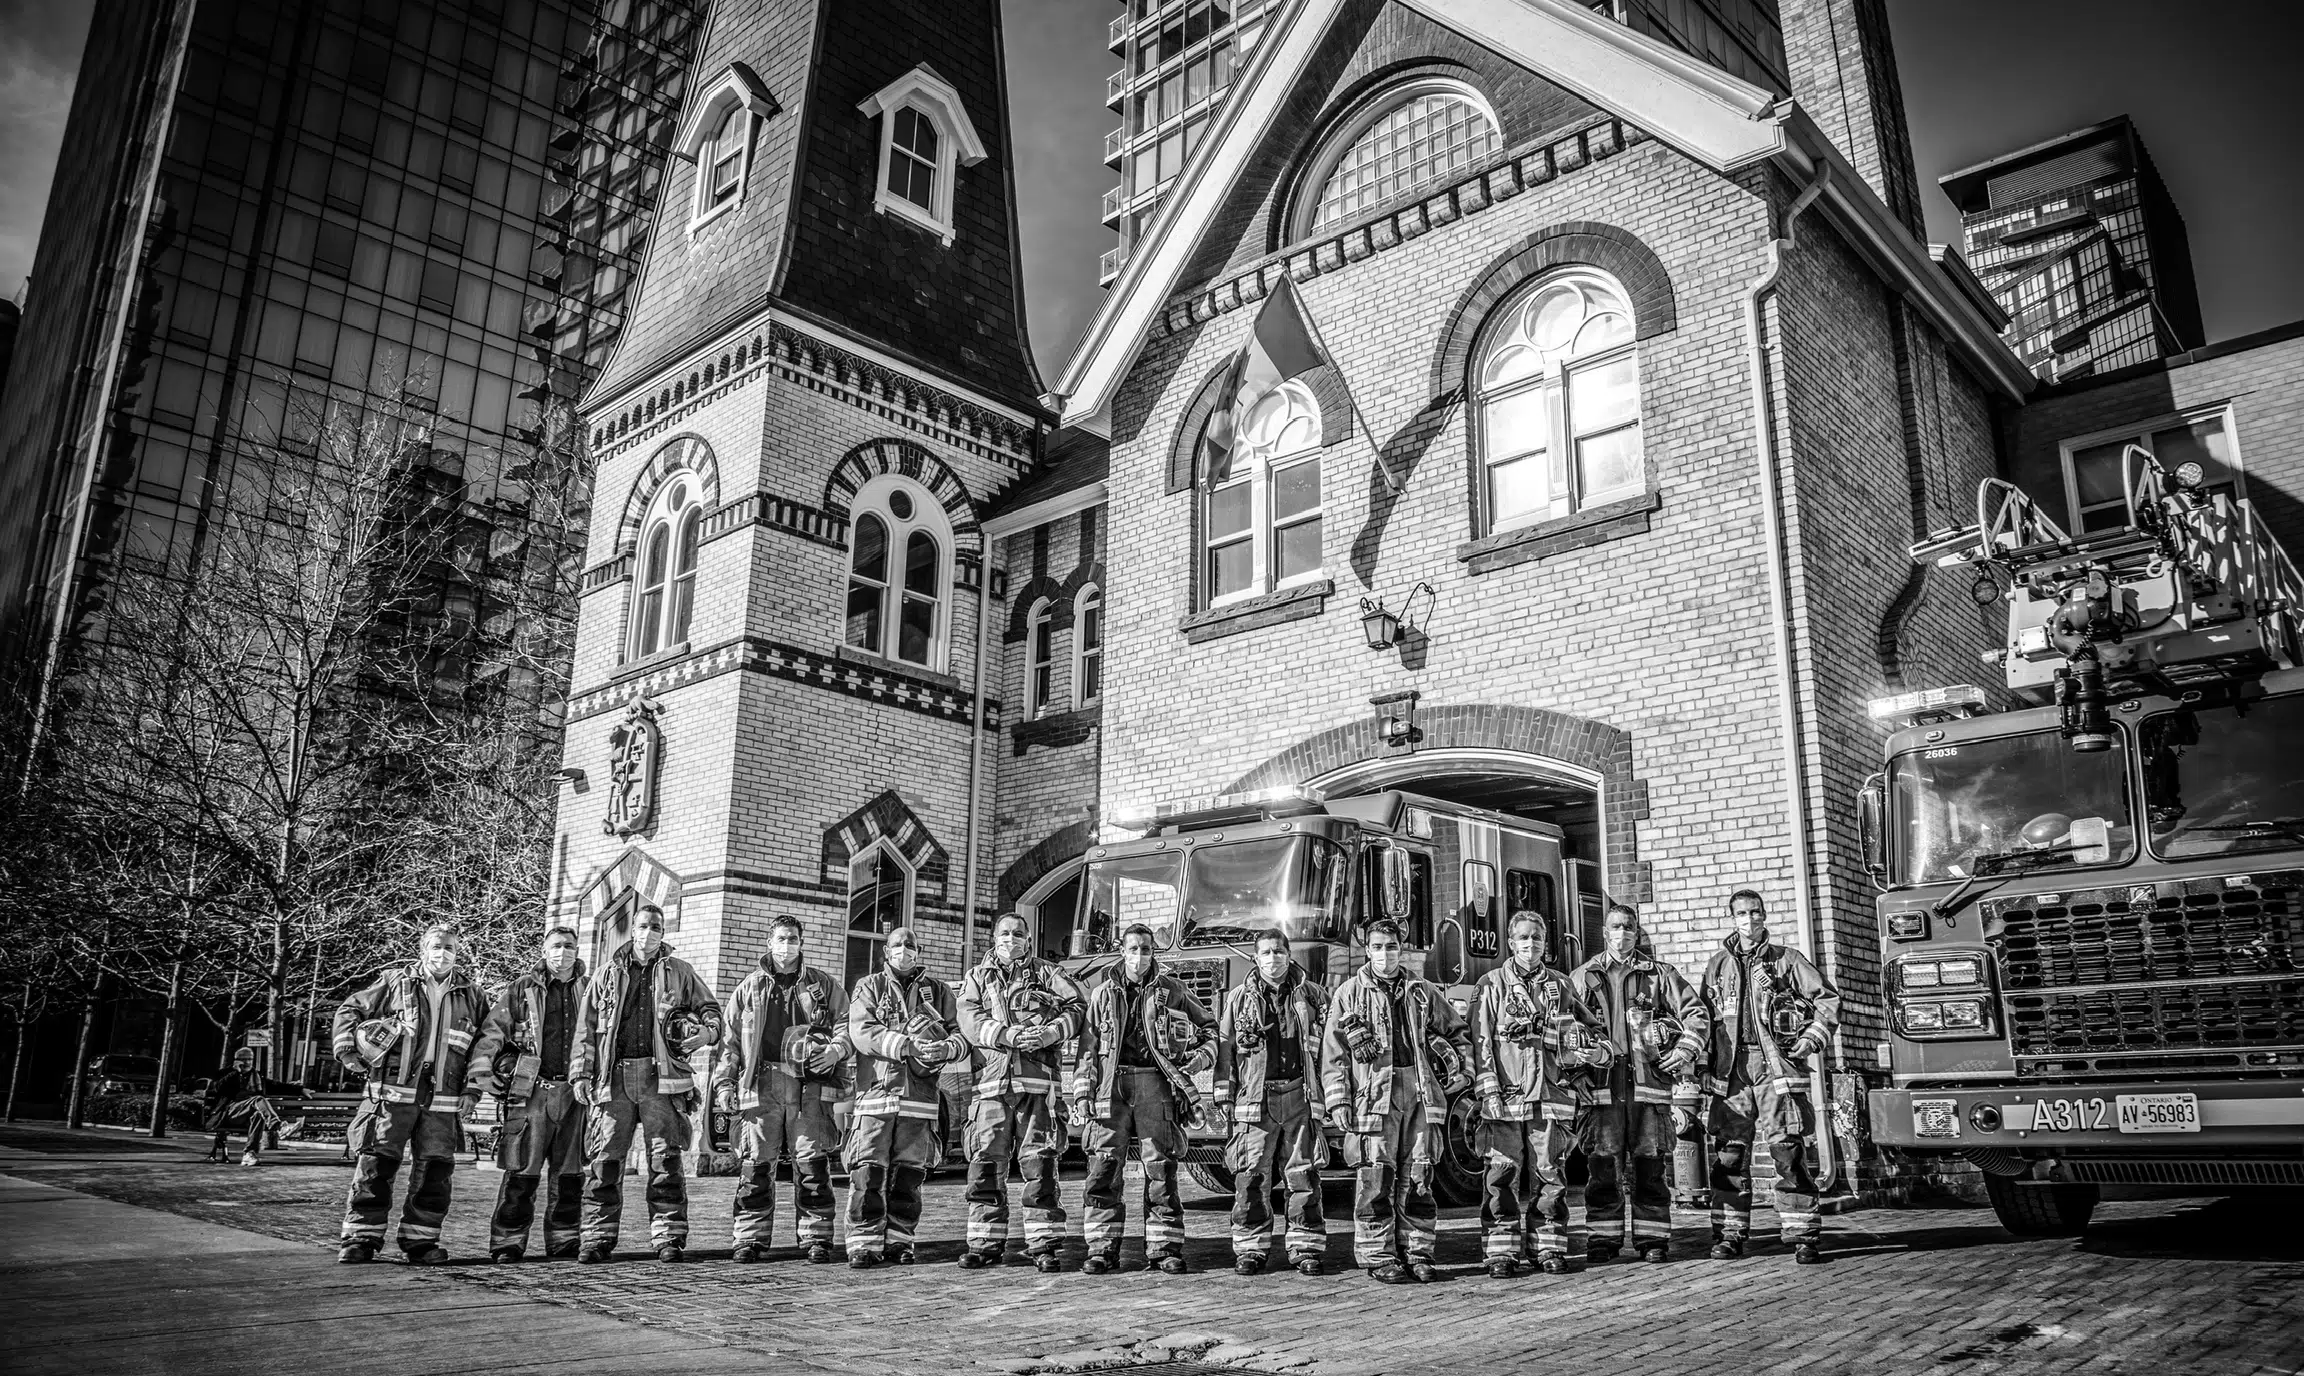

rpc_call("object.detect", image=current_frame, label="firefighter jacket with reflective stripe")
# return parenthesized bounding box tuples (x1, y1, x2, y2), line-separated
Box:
(571, 943, 722, 1096)
(331, 963, 491, 1105)
(1320, 970, 1466, 1133)
(1072, 966, 1217, 1118)
(713, 958, 847, 1110)
(467, 961, 586, 1100)
(1567, 951, 1708, 1107)
(1214, 965, 1327, 1123)
(957, 956, 1085, 1099)
(847, 967, 963, 1119)
(1700, 935, 1839, 1096)
(1471, 961, 1609, 1123)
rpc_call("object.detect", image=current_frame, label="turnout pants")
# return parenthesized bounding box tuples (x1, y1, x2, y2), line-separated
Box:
(732, 1084, 838, 1250)
(583, 1058, 692, 1252)
(844, 1113, 938, 1261)
(1584, 1100, 1677, 1253)
(1709, 1047, 1821, 1246)
(1081, 1067, 1187, 1264)
(1478, 1117, 1574, 1263)
(490, 1082, 587, 1256)
(1346, 1068, 1437, 1269)
(964, 1090, 1068, 1258)
(340, 1099, 460, 1253)
(1227, 1081, 1325, 1263)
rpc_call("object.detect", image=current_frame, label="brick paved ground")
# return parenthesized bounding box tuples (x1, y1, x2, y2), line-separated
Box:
(3, 1121, 2300, 1375)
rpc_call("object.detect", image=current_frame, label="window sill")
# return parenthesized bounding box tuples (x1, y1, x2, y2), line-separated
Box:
(1179, 577, 1334, 645)
(611, 641, 692, 684)
(1457, 490, 1661, 575)
(835, 643, 965, 692)
(1011, 702, 1101, 755)
(872, 186, 955, 245)
(689, 195, 741, 234)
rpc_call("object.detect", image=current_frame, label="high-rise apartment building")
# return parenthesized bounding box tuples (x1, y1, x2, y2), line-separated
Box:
(0, 0, 705, 697)
(1098, 0, 1793, 285)
(1940, 115, 2204, 383)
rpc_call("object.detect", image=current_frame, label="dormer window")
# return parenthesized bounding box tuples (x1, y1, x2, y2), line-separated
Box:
(674, 62, 780, 231)
(858, 64, 987, 246)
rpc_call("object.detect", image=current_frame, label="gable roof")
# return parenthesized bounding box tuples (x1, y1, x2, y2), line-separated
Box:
(1052, 0, 2029, 432)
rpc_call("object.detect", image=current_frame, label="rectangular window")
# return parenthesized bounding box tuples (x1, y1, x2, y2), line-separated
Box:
(1271, 454, 1321, 582)
(1567, 354, 1642, 505)
(887, 106, 938, 209)
(1078, 594, 1103, 704)
(1206, 476, 1253, 600)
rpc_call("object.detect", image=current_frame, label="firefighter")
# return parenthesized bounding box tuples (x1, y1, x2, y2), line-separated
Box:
(1568, 904, 1709, 1264)
(1469, 909, 1610, 1278)
(572, 903, 722, 1264)
(468, 925, 588, 1262)
(1700, 888, 1840, 1264)
(957, 911, 1085, 1270)
(843, 925, 965, 1267)
(330, 925, 491, 1265)
(1322, 917, 1468, 1284)
(1213, 929, 1330, 1276)
(1071, 922, 1217, 1274)
(714, 913, 849, 1263)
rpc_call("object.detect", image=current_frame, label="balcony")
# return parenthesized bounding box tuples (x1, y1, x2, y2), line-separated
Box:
(1099, 244, 1129, 285)
(1107, 69, 1128, 109)
(1103, 127, 1126, 167)
(1109, 12, 1130, 51)
(1101, 184, 1127, 227)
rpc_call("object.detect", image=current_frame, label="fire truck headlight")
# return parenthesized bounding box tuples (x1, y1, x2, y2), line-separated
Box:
(1899, 960, 1942, 989)
(1902, 1003, 1945, 1031)
(1939, 1000, 1987, 1029)
(1935, 957, 1984, 988)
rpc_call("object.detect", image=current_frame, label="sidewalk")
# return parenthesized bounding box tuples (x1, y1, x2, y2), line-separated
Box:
(0, 1173, 764, 1375)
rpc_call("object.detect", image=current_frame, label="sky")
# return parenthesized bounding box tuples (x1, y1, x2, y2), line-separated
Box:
(3, 0, 2298, 376)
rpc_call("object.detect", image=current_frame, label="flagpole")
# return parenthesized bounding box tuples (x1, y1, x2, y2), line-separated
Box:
(1282, 278, 1407, 495)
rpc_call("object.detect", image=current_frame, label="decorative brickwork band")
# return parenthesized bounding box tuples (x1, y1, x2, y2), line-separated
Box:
(581, 552, 635, 593)
(821, 790, 951, 902)
(1432, 222, 1679, 403)
(823, 437, 984, 557)
(700, 491, 848, 548)
(998, 820, 1096, 910)
(1220, 703, 1652, 906)
(567, 636, 1000, 730)
(615, 434, 722, 558)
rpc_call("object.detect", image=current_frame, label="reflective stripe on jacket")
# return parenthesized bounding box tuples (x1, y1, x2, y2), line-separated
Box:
(1567, 951, 1708, 1108)
(957, 956, 1084, 1099)
(1214, 966, 1327, 1123)
(1470, 962, 1607, 1123)
(571, 943, 722, 1096)
(713, 958, 847, 1110)
(1319, 971, 1464, 1132)
(330, 963, 490, 1105)
(1700, 936, 1840, 1097)
(847, 968, 964, 1119)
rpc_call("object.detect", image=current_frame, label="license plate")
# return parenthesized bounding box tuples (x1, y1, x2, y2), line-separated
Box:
(2116, 1092, 2201, 1133)
(1912, 1098, 1960, 1138)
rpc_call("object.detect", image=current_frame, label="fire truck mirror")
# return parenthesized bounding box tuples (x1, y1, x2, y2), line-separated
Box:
(1379, 845, 1414, 922)
(1857, 774, 1888, 888)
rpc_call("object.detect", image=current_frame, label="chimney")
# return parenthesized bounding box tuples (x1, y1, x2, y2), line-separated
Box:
(1778, 0, 1925, 238)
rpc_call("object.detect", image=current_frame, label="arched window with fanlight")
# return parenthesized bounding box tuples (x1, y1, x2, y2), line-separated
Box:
(1473, 268, 1644, 533)
(1205, 379, 1324, 606)
(1291, 79, 1501, 241)
(843, 476, 951, 671)
(627, 475, 704, 661)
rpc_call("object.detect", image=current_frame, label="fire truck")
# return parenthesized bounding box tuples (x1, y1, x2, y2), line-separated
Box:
(1861, 445, 2304, 1236)
(1061, 785, 1583, 1204)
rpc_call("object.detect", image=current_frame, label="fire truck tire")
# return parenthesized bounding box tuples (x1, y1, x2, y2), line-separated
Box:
(1984, 1174, 2098, 1237)
(1186, 1164, 1236, 1193)
(1433, 1091, 1484, 1208)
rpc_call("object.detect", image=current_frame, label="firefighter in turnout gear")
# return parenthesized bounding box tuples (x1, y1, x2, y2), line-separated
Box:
(1323, 917, 1469, 1284)
(1568, 905, 1709, 1263)
(956, 912, 1086, 1269)
(1213, 931, 1330, 1276)
(714, 913, 849, 1263)
(843, 926, 965, 1267)
(572, 904, 723, 1263)
(1470, 910, 1611, 1277)
(1072, 923, 1219, 1274)
(467, 925, 589, 1262)
(1701, 889, 1841, 1264)
(330, 926, 491, 1265)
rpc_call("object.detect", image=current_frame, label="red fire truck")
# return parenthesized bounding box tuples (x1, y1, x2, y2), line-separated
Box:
(1062, 785, 1585, 1204)
(1861, 447, 2304, 1235)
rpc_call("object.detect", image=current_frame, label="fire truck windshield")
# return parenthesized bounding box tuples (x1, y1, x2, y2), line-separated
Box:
(1888, 729, 2136, 885)
(1077, 836, 1352, 953)
(2143, 694, 2304, 860)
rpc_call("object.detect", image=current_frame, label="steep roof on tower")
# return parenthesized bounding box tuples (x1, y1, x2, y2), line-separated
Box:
(588, 0, 1043, 415)
(1054, 0, 2029, 430)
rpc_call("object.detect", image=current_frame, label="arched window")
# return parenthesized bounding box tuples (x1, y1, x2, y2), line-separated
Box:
(627, 475, 703, 660)
(676, 65, 774, 229)
(859, 65, 988, 246)
(1205, 379, 1324, 605)
(846, 843, 913, 988)
(1073, 585, 1103, 707)
(843, 477, 950, 670)
(887, 106, 939, 211)
(705, 104, 750, 210)
(1474, 268, 1643, 532)
(1294, 80, 1500, 239)
(1025, 599, 1056, 718)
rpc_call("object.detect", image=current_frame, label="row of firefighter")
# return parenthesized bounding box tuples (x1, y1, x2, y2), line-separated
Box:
(297, 877, 1838, 1282)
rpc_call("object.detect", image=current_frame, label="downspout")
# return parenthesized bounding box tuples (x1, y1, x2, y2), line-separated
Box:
(960, 534, 996, 973)
(1740, 161, 1837, 1181)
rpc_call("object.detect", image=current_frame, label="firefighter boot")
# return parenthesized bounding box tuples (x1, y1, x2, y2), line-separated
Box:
(337, 1243, 376, 1264)
(1794, 1242, 1824, 1265)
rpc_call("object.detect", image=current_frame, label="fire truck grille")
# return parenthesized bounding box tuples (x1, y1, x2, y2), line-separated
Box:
(2058, 1157, 2304, 1187)
(1167, 959, 1225, 1012)
(1989, 871, 2304, 1056)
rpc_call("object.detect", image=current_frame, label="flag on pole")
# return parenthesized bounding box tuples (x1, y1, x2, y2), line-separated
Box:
(1197, 275, 1333, 490)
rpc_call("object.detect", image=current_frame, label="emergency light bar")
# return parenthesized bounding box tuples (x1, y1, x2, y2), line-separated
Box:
(1866, 683, 1987, 725)
(1106, 783, 1327, 831)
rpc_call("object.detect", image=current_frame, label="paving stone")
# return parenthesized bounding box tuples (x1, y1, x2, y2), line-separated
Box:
(1204, 1345, 1264, 1363)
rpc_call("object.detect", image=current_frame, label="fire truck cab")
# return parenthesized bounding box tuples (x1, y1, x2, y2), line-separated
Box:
(1062, 784, 1580, 1205)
